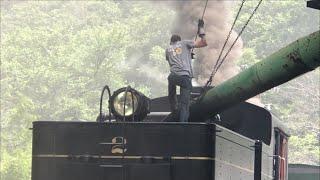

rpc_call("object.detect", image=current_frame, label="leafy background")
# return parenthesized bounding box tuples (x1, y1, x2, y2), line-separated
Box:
(1, 1, 319, 179)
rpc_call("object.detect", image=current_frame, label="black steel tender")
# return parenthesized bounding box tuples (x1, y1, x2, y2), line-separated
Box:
(31, 86, 287, 180)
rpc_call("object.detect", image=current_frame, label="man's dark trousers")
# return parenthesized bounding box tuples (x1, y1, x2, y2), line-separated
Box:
(168, 73, 192, 122)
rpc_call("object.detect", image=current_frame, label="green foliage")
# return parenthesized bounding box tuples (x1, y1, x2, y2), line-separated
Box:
(236, 48, 259, 70)
(289, 133, 320, 165)
(1, 1, 173, 179)
(234, 0, 318, 58)
(235, 0, 319, 165)
(1, 149, 32, 180)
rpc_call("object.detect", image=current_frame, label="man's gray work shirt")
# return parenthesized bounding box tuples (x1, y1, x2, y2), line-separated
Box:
(166, 40, 195, 77)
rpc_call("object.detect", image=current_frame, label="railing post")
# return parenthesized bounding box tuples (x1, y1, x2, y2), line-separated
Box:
(254, 140, 262, 180)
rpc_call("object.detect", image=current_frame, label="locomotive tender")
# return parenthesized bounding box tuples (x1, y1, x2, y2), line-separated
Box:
(32, 31, 319, 180)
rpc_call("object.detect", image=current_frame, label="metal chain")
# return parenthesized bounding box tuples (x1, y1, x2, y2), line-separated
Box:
(213, 0, 263, 77)
(201, 0, 209, 20)
(205, 0, 263, 87)
(191, 0, 209, 54)
(205, 0, 246, 87)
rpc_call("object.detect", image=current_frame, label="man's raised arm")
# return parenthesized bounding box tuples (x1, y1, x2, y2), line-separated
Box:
(194, 19, 208, 48)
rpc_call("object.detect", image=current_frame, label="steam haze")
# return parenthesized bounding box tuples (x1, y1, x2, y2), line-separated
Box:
(159, 1, 262, 105)
(166, 1, 243, 85)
